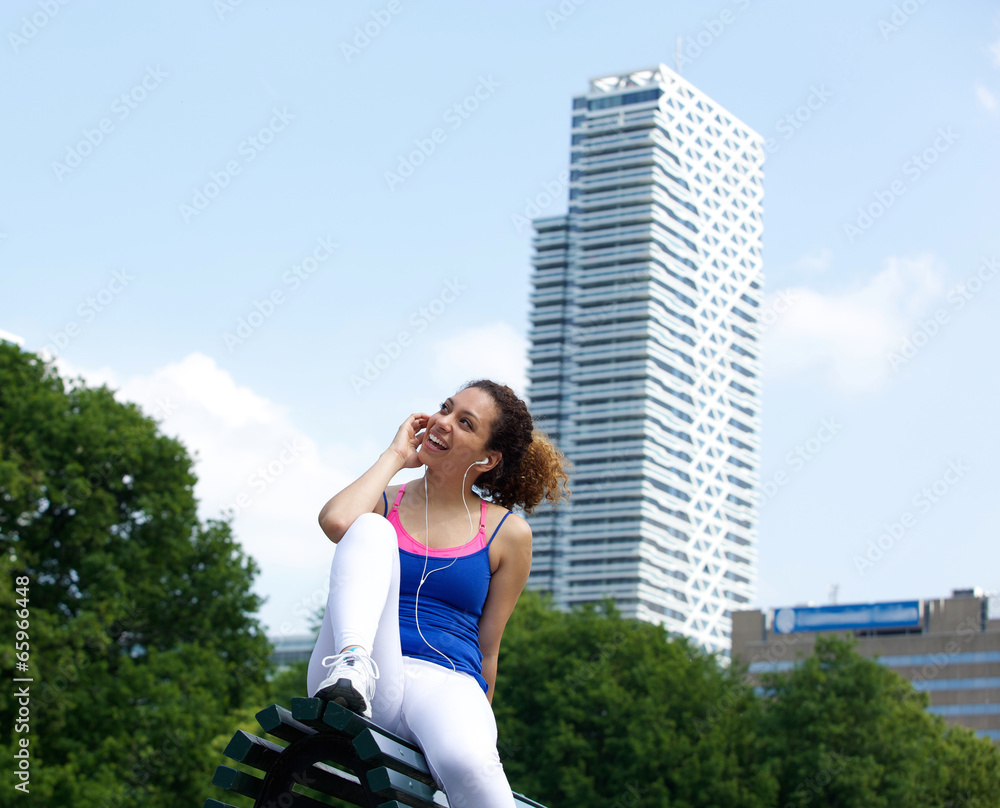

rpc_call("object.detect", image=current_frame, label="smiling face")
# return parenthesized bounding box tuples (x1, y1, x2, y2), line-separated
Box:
(420, 386, 499, 474)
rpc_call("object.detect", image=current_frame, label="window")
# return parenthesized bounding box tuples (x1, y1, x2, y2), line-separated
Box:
(928, 704, 1000, 716)
(911, 678, 1000, 692)
(588, 88, 662, 111)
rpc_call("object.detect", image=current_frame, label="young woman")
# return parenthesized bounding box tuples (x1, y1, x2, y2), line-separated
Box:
(307, 379, 568, 808)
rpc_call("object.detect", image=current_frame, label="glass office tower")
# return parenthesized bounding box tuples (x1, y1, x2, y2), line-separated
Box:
(526, 65, 764, 656)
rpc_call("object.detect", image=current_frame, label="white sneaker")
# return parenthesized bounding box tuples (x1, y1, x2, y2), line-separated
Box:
(313, 651, 380, 717)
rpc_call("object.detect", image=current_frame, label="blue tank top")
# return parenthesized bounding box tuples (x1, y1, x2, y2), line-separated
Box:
(384, 484, 509, 694)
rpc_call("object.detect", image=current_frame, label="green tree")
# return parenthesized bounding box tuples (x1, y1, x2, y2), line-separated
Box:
(269, 658, 310, 708)
(757, 635, 1000, 808)
(0, 344, 272, 807)
(493, 591, 777, 808)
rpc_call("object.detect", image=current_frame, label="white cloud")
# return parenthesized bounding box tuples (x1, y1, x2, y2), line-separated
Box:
(793, 247, 833, 275)
(763, 255, 945, 394)
(0, 329, 25, 346)
(975, 83, 998, 112)
(990, 37, 1000, 68)
(52, 352, 363, 635)
(430, 322, 530, 398)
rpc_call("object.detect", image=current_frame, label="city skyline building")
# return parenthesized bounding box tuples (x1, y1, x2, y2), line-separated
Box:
(525, 65, 765, 656)
(732, 590, 1000, 745)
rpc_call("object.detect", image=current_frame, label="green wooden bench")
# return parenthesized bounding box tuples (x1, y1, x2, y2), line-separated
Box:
(204, 697, 547, 808)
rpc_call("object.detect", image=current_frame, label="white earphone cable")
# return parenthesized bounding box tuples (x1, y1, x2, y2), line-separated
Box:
(413, 463, 481, 671)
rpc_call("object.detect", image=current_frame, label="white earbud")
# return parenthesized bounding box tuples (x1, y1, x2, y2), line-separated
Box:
(475, 458, 489, 465)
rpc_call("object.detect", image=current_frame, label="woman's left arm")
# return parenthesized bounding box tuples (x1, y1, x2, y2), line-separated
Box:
(478, 515, 533, 704)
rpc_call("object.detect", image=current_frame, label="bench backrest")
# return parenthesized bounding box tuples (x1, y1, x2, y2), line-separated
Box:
(204, 697, 547, 808)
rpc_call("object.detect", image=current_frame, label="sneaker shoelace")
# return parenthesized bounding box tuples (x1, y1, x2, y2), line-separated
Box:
(321, 652, 380, 682)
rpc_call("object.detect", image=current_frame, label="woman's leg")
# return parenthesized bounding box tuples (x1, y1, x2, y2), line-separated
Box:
(399, 658, 516, 808)
(307, 513, 405, 729)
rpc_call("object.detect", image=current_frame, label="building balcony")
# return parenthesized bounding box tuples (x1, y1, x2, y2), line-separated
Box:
(576, 223, 656, 247)
(577, 243, 652, 265)
(579, 129, 655, 152)
(530, 253, 568, 270)
(529, 288, 569, 306)
(527, 344, 564, 363)
(567, 442, 647, 464)
(577, 186, 655, 208)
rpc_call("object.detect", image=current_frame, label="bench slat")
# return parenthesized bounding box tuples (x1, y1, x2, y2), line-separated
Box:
(316, 698, 371, 737)
(377, 802, 432, 808)
(353, 727, 436, 786)
(317, 700, 431, 758)
(212, 764, 263, 801)
(291, 761, 367, 806)
(223, 729, 284, 771)
(291, 696, 351, 734)
(367, 766, 441, 808)
(223, 729, 365, 801)
(210, 701, 550, 808)
(256, 703, 317, 744)
(294, 696, 368, 738)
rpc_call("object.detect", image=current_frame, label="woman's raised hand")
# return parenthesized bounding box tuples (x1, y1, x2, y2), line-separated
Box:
(389, 412, 429, 468)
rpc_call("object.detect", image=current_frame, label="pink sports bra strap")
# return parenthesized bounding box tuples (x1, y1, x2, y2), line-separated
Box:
(392, 483, 486, 530)
(392, 483, 407, 511)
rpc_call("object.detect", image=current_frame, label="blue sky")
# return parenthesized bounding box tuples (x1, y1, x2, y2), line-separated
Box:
(2, 0, 998, 638)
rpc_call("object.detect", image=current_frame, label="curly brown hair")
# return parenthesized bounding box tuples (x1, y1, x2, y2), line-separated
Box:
(461, 379, 570, 513)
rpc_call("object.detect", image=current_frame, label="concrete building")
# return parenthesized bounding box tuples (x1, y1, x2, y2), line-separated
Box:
(732, 590, 1000, 744)
(270, 633, 315, 669)
(525, 65, 765, 656)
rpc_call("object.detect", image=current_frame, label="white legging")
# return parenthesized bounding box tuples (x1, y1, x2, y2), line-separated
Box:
(307, 512, 516, 808)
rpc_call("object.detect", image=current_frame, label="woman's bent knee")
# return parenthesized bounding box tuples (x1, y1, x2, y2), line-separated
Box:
(342, 512, 395, 547)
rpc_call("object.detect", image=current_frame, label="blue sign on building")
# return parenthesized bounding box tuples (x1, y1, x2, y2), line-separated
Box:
(772, 600, 922, 634)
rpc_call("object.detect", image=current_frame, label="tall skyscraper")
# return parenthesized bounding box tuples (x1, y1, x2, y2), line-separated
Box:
(526, 65, 764, 656)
